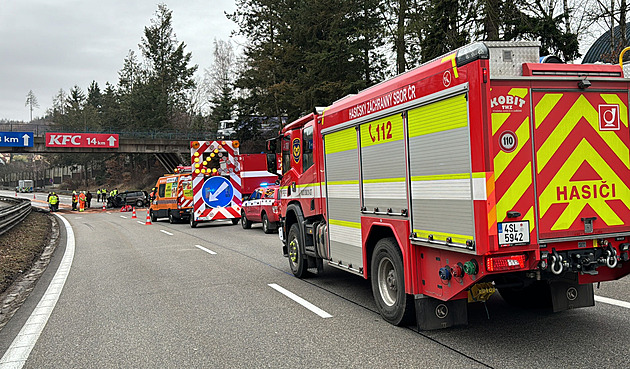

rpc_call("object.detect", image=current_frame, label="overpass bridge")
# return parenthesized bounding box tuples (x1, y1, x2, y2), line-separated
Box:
(0, 122, 215, 171)
(0, 123, 216, 187)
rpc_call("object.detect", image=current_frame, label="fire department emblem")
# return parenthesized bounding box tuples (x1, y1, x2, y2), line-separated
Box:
(292, 138, 301, 163)
(599, 104, 620, 131)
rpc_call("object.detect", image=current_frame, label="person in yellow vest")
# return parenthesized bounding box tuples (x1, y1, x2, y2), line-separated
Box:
(48, 192, 59, 212)
(96, 189, 101, 202)
(78, 191, 86, 212)
(72, 190, 78, 211)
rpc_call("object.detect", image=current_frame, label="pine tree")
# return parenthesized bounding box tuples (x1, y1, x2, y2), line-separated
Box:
(139, 3, 198, 129)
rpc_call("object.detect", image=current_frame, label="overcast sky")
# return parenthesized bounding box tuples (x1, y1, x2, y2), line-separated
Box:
(0, 0, 239, 122)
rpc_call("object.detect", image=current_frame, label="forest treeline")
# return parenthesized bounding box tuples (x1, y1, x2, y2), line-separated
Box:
(4, 0, 630, 185)
(18, 1, 630, 140)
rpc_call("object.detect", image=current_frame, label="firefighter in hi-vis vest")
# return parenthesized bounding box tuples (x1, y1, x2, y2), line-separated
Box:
(78, 191, 86, 212)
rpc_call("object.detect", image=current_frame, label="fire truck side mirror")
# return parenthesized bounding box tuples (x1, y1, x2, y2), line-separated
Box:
(266, 139, 277, 152)
(266, 153, 278, 176)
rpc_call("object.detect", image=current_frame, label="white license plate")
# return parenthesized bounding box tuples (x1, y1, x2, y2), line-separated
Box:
(498, 221, 530, 246)
(278, 227, 284, 241)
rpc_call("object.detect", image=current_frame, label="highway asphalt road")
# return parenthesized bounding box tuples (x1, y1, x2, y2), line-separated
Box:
(1, 192, 630, 368)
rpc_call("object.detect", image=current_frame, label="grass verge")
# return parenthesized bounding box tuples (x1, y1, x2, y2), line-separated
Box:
(0, 211, 52, 295)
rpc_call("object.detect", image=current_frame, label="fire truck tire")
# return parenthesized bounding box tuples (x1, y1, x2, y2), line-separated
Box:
(262, 214, 273, 234)
(150, 210, 157, 223)
(231, 218, 239, 225)
(288, 223, 307, 278)
(190, 215, 198, 228)
(241, 211, 252, 229)
(169, 212, 176, 224)
(371, 237, 414, 326)
(498, 281, 552, 308)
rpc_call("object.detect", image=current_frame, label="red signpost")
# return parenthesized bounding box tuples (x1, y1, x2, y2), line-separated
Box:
(45, 133, 119, 148)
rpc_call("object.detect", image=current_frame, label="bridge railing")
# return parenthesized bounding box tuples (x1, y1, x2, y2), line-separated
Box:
(0, 123, 217, 140)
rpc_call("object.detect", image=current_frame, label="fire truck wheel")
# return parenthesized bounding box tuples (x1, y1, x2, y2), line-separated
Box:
(169, 212, 176, 224)
(288, 223, 307, 278)
(262, 214, 273, 234)
(371, 237, 414, 326)
(231, 218, 239, 225)
(241, 211, 252, 229)
(190, 215, 198, 228)
(150, 210, 157, 223)
(498, 281, 552, 308)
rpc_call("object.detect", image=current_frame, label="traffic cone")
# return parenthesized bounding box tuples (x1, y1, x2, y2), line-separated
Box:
(131, 207, 137, 219)
(102, 204, 106, 211)
(33, 192, 36, 199)
(145, 210, 152, 225)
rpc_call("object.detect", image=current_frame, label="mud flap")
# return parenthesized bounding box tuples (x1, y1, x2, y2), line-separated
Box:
(550, 281, 594, 312)
(415, 295, 468, 331)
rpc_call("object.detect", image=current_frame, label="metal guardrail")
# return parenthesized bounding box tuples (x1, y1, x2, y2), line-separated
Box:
(0, 197, 32, 236)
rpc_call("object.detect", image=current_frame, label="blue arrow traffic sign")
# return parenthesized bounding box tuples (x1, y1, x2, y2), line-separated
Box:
(0, 132, 33, 147)
(201, 176, 234, 208)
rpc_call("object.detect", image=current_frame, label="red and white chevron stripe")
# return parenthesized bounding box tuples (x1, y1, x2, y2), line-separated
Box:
(190, 141, 242, 222)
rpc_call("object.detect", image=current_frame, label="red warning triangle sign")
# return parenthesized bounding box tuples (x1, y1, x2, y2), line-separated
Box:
(570, 161, 602, 182)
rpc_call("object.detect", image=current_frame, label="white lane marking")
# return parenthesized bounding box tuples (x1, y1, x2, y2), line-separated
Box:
(595, 295, 630, 309)
(120, 215, 127, 219)
(268, 283, 332, 319)
(0, 213, 75, 369)
(195, 245, 217, 255)
(137, 221, 145, 225)
(160, 230, 173, 236)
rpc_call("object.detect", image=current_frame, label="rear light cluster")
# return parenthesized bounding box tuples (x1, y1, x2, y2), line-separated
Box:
(486, 254, 526, 272)
(272, 201, 279, 214)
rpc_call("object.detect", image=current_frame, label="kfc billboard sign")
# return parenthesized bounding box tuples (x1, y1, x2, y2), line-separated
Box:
(45, 133, 119, 148)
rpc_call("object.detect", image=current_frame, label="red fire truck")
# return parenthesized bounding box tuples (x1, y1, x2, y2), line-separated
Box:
(268, 41, 630, 330)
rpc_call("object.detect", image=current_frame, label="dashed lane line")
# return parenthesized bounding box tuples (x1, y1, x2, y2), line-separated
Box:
(137, 221, 145, 225)
(120, 215, 127, 219)
(0, 213, 75, 369)
(160, 230, 173, 236)
(268, 283, 332, 319)
(195, 245, 217, 255)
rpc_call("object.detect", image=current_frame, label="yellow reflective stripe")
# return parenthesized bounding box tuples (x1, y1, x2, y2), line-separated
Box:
(360, 113, 404, 148)
(510, 88, 529, 99)
(363, 177, 406, 183)
(329, 219, 361, 229)
(491, 112, 510, 136)
(494, 117, 530, 179)
(325, 128, 357, 154)
(523, 206, 535, 233)
(413, 229, 472, 244)
(411, 173, 470, 181)
(534, 93, 563, 129)
(472, 172, 486, 179)
(281, 183, 321, 191)
(327, 180, 359, 185)
(408, 94, 467, 138)
(496, 163, 532, 219)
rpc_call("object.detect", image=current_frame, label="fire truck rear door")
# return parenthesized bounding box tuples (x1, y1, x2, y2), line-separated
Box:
(532, 89, 630, 241)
